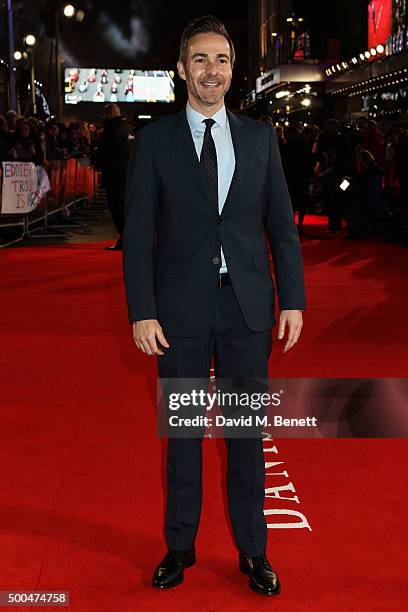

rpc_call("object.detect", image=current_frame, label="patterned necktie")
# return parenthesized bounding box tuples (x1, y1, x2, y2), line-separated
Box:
(200, 118, 218, 206)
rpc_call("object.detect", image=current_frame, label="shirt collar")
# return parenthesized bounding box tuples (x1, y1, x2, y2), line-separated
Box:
(186, 101, 227, 134)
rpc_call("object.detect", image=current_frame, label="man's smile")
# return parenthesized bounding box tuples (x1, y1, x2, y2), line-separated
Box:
(200, 81, 221, 88)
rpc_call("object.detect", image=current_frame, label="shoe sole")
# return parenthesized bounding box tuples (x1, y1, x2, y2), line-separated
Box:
(152, 556, 196, 589)
(240, 564, 281, 596)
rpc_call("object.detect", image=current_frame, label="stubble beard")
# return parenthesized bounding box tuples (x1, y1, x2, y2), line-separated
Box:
(186, 72, 231, 108)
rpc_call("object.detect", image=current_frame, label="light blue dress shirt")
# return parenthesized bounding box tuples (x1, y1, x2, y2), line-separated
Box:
(186, 101, 235, 273)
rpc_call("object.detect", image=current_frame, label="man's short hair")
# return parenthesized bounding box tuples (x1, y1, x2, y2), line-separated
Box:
(179, 15, 235, 66)
(103, 103, 121, 119)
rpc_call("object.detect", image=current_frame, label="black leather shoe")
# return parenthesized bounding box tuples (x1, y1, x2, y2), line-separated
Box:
(152, 547, 196, 589)
(239, 552, 281, 595)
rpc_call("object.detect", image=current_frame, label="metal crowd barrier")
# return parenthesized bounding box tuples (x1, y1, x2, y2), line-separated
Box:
(0, 158, 100, 247)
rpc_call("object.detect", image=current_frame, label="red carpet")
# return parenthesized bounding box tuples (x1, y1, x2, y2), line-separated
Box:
(0, 216, 407, 610)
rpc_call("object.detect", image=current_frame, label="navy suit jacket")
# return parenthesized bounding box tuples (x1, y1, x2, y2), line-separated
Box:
(123, 107, 306, 336)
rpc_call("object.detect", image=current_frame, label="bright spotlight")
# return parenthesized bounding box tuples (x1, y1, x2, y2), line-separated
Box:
(359, 53, 365, 60)
(364, 51, 371, 59)
(14, 50, 22, 61)
(63, 4, 75, 18)
(370, 48, 377, 56)
(301, 99, 311, 107)
(24, 34, 36, 46)
(376, 44, 384, 53)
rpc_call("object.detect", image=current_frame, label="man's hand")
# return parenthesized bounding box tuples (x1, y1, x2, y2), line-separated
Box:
(278, 310, 303, 353)
(132, 319, 170, 356)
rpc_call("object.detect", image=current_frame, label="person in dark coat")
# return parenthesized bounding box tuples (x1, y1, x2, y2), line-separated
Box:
(8, 118, 44, 166)
(281, 125, 312, 235)
(96, 103, 132, 250)
(44, 120, 65, 161)
(314, 119, 354, 232)
(345, 149, 385, 238)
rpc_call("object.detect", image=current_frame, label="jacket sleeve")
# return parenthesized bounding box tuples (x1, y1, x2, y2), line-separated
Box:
(122, 126, 158, 323)
(264, 126, 306, 311)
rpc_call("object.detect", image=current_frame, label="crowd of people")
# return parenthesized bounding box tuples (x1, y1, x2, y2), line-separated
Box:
(0, 109, 102, 166)
(261, 115, 408, 242)
(0, 105, 134, 251)
(1, 106, 408, 246)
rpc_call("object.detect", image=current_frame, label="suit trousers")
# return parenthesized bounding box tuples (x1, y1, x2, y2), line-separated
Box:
(103, 174, 125, 237)
(157, 282, 273, 557)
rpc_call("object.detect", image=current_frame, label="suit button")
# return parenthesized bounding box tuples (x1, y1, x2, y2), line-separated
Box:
(212, 256, 220, 264)
(218, 218, 225, 225)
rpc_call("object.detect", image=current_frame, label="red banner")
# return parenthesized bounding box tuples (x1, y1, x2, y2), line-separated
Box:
(368, 0, 392, 49)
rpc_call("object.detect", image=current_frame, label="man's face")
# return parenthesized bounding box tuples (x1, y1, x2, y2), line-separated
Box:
(177, 32, 233, 108)
(19, 124, 30, 138)
(47, 125, 58, 137)
(357, 118, 368, 132)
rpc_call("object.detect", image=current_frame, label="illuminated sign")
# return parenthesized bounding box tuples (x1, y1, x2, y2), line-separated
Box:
(368, 0, 392, 50)
(64, 68, 175, 104)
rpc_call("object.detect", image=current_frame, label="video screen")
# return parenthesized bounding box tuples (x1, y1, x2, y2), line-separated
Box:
(64, 68, 175, 104)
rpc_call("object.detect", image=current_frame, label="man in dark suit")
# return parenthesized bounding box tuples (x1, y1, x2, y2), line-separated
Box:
(123, 15, 306, 596)
(97, 103, 132, 250)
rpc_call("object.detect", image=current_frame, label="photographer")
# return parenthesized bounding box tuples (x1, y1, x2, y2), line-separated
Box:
(313, 119, 354, 232)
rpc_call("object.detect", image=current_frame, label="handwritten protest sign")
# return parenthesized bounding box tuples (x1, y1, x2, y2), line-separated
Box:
(1, 162, 51, 214)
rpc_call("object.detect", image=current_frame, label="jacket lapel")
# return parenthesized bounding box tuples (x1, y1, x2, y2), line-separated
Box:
(221, 109, 256, 218)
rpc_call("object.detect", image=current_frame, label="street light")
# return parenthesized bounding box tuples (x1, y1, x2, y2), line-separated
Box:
(63, 4, 84, 21)
(24, 34, 36, 46)
(14, 50, 22, 60)
(63, 4, 75, 18)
